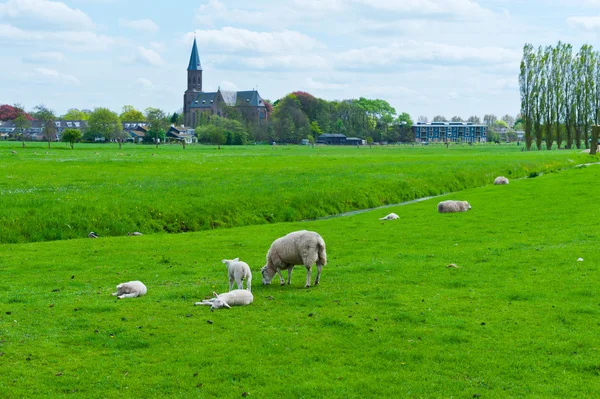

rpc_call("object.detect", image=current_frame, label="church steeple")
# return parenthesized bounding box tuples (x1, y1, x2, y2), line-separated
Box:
(188, 37, 202, 71)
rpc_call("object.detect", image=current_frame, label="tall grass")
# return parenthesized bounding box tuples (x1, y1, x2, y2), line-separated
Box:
(0, 142, 595, 243)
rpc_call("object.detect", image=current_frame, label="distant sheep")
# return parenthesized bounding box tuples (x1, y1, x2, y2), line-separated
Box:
(438, 200, 471, 213)
(494, 176, 509, 185)
(379, 213, 399, 220)
(222, 258, 252, 292)
(128, 232, 143, 236)
(112, 280, 147, 299)
(261, 230, 327, 288)
(11, 150, 17, 154)
(195, 290, 254, 310)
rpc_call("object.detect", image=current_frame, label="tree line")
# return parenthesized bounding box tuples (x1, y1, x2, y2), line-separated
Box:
(519, 41, 600, 152)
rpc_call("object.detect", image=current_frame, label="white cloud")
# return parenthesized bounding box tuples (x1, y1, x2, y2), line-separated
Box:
(34, 67, 79, 84)
(135, 46, 164, 66)
(305, 77, 348, 90)
(567, 15, 600, 30)
(349, 0, 494, 18)
(0, 23, 119, 51)
(0, 0, 95, 30)
(336, 41, 520, 70)
(239, 54, 330, 70)
(187, 27, 324, 54)
(136, 77, 155, 90)
(195, 0, 275, 27)
(119, 18, 159, 33)
(22, 51, 66, 63)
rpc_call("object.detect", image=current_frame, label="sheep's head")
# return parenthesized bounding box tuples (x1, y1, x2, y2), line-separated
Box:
(465, 201, 472, 210)
(222, 258, 239, 267)
(261, 265, 275, 285)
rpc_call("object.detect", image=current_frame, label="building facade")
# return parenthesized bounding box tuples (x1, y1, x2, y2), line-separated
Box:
(183, 38, 268, 128)
(412, 122, 487, 143)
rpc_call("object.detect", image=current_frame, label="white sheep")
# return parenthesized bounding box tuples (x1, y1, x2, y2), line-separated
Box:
(494, 176, 509, 185)
(222, 258, 252, 292)
(261, 230, 327, 288)
(111, 280, 147, 299)
(379, 213, 399, 220)
(437, 200, 471, 213)
(195, 290, 254, 309)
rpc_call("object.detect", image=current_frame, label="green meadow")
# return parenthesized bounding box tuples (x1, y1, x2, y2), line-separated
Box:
(0, 142, 595, 244)
(1, 143, 600, 398)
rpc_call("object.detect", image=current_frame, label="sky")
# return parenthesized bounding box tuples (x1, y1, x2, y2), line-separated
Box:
(1, 0, 600, 120)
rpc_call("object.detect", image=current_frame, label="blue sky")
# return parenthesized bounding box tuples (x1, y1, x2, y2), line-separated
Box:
(1, 0, 599, 120)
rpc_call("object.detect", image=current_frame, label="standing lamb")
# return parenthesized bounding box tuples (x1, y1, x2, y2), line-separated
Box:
(112, 281, 147, 299)
(494, 176, 509, 185)
(195, 290, 254, 310)
(222, 258, 252, 292)
(437, 200, 471, 213)
(261, 230, 327, 288)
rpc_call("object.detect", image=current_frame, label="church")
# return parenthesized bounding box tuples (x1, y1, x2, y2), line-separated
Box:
(183, 38, 269, 128)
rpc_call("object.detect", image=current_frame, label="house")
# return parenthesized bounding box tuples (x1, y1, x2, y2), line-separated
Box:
(317, 133, 347, 145)
(122, 122, 148, 143)
(412, 122, 487, 143)
(167, 125, 197, 144)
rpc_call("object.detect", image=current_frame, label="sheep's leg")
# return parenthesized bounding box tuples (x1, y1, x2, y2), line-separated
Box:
(246, 276, 252, 292)
(236, 278, 243, 290)
(277, 270, 285, 285)
(117, 292, 139, 299)
(314, 263, 323, 285)
(305, 265, 312, 288)
(229, 277, 235, 292)
(287, 267, 293, 285)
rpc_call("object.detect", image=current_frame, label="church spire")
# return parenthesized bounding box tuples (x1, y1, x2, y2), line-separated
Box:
(187, 37, 202, 71)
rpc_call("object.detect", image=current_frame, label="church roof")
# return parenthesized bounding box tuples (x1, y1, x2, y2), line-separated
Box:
(187, 38, 202, 71)
(189, 92, 218, 109)
(188, 90, 267, 109)
(236, 90, 266, 108)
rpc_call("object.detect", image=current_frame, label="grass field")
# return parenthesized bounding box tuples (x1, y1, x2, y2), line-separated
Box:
(0, 141, 595, 244)
(1, 157, 600, 397)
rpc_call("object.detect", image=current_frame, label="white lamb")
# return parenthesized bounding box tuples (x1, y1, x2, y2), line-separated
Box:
(222, 258, 252, 292)
(379, 213, 399, 220)
(261, 230, 327, 288)
(111, 280, 147, 299)
(494, 176, 509, 185)
(195, 290, 254, 310)
(437, 200, 471, 213)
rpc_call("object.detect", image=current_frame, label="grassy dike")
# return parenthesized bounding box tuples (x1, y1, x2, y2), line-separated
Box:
(1, 164, 599, 397)
(0, 142, 596, 243)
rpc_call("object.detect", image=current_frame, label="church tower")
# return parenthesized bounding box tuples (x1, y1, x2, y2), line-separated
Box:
(184, 37, 203, 127)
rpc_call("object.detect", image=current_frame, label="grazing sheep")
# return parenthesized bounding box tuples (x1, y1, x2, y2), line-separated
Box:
(88, 232, 98, 238)
(11, 150, 17, 154)
(494, 176, 509, 185)
(437, 200, 471, 213)
(222, 258, 252, 292)
(195, 290, 253, 310)
(128, 232, 143, 236)
(261, 230, 327, 288)
(379, 213, 399, 220)
(112, 280, 147, 299)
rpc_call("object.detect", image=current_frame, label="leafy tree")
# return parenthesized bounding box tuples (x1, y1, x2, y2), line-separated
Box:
(13, 104, 31, 148)
(500, 114, 515, 127)
(450, 116, 463, 122)
(417, 115, 428, 123)
(62, 108, 89, 120)
(196, 125, 225, 148)
(467, 115, 481, 124)
(61, 128, 82, 149)
(33, 105, 56, 149)
(120, 105, 146, 122)
(270, 95, 309, 143)
(0, 104, 33, 121)
(88, 107, 126, 148)
(310, 120, 322, 139)
(145, 107, 168, 148)
(432, 115, 446, 122)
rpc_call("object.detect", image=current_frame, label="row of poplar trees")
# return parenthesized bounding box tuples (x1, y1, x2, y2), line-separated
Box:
(519, 41, 600, 153)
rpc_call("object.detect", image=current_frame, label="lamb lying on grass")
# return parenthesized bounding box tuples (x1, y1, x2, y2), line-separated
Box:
(437, 200, 471, 213)
(112, 281, 147, 299)
(261, 230, 327, 288)
(222, 258, 252, 292)
(379, 213, 399, 220)
(195, 290, 254, 310)
(494, 176, 509, 185)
